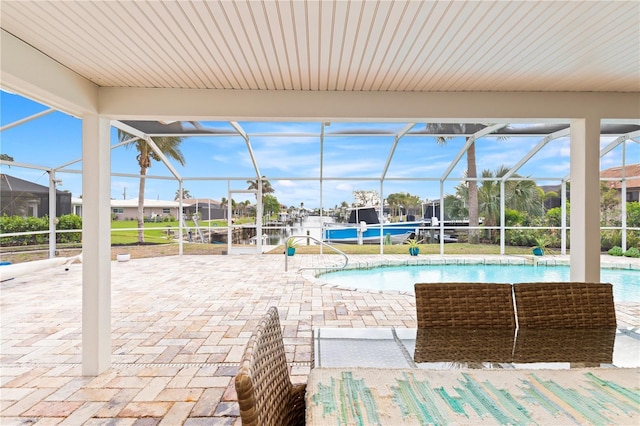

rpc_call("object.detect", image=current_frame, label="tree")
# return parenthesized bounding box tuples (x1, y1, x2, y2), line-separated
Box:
(174, 188, 192, 201)
(628, 202, 640, 228)
(546, 203, 570, 227)
(600, 182, 621, 226)
(0, 153, 14, 163)
(237, 200, 251, 217)
(118, 131, 185, 243)
(353, 190, 379, 206)
(247, 176, 274, 196)
(446, 165, 543, 241)
(263, 194, 280, 217)
(428, 123, 507, 244)
(386, 193, 404, 218)
(386, 192, 421, 220)
(247, 176, 274, 218)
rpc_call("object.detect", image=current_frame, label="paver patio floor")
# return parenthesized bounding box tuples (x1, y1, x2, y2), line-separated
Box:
(1, 254, 638, 424)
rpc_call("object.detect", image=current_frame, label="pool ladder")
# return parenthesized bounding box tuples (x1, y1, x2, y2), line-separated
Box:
(284, 235, 349, 272)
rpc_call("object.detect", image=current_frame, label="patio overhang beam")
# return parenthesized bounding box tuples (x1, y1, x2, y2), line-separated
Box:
(440, 123, 508, 181)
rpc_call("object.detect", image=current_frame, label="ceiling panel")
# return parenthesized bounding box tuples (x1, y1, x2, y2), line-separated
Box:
(1, 0, 638, 92)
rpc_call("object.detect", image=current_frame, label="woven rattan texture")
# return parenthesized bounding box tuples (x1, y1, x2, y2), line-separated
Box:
(235, 307, 306, 426)
(414, 328, 515, 363)
(414, 283, 516, 328)
(513, 328, 616, 363)
(513, 282, 617, 328)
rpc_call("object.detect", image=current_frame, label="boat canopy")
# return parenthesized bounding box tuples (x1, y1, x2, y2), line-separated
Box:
(348, 207, 380, 225)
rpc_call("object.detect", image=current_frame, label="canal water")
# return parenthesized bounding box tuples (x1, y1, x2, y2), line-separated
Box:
(265, 215, 333, 245)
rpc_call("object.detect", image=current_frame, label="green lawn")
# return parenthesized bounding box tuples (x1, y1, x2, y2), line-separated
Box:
(110, 217, 266, 244)
(109, 220, 536, 255)
(110, 219, 229, 244)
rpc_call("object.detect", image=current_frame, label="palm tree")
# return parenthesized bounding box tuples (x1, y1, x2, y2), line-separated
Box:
(446, 165, 543, 242)
(174, 188, 192, 200)
(220, 197, 229, 220)
(427, 123, 481, 243)
(246, 176, 274, 196)
(118, 131, 185, 243)
(247, 177, 274, 220)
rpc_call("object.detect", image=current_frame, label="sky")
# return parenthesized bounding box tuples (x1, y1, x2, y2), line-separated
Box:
(1, 89, 638, 210)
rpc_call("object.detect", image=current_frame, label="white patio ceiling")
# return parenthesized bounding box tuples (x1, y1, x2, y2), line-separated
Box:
(1, 0, 638, 93)
(1, 0, 639, 195)
(2, 0, 639, 377)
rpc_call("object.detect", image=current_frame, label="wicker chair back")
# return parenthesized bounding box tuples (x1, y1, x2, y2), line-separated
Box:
(235, 307, 306, 426)
(414, 283, 516, 328)
(513, 282, 616, 328)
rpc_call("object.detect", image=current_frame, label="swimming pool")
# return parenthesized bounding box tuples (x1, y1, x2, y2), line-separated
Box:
(317, 263, 640, 303)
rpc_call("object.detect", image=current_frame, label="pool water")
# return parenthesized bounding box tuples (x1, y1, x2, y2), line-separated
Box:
(318, 264, 640, 303)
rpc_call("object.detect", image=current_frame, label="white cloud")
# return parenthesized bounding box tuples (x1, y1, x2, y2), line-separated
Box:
(277, 179, 296, 187)
(335, 183, 353, 191)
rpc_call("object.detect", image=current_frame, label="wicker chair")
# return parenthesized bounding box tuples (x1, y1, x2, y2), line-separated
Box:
(235, 307, 306, 426)
(513, 282, 617, 328)
(414, 283, 516, 328)
(513, 327, 615, 363)
(414, 327, 515, 363)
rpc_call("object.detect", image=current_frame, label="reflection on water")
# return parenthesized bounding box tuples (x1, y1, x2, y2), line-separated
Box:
(264, 215, 334, 245)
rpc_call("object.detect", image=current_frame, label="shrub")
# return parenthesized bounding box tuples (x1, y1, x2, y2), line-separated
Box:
(504, 209, 524, 226)
(623, 247, 640, 258)
(0, 214, 82, 246)
(628, 202, 640, 227)
(607, 246, 623, 256)
(600, 230, 622, 251)
(0, 215, 47, 246)
(56, 214, 82, 243)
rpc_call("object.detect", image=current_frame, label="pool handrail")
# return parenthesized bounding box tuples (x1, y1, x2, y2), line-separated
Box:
(284, 235, 348, 272)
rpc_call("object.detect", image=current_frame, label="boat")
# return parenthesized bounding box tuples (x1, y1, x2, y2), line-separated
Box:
(323, 206, 424, 244)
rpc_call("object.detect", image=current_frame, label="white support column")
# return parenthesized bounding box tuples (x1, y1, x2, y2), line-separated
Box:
(621, 142, 627, 251)
(48, 171, 57, 259)
(499, 181, 505, 255)
(256, 179, 263, 253)
(561, 180, 567, 255)
(379, 181, 385, 254)
(178, 181, 184, 256)
(439, 181, 445, 255)
(82, 114, 112, 375)
(570, 118, 601, 282)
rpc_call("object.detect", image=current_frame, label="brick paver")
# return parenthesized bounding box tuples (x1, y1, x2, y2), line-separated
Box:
(1, 253, 638, 424)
